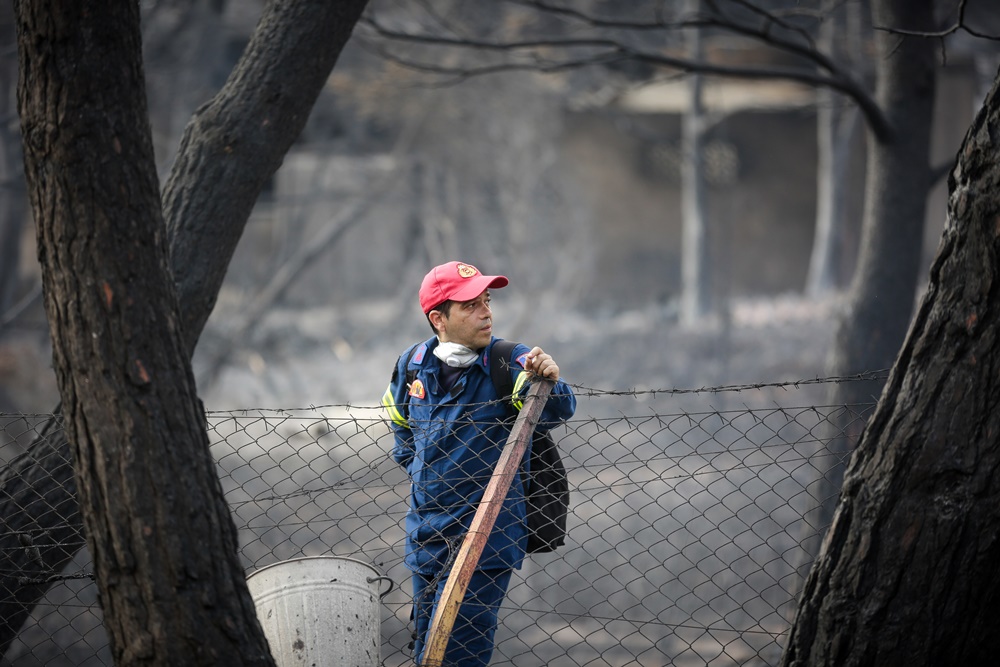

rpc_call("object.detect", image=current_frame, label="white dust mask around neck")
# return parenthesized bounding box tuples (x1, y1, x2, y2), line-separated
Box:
(434, 341, 479, 368)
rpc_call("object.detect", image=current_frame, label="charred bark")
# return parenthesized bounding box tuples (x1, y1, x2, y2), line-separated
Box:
(781, 60, 1000, 667)
(0, 0, 369, 655)
(14, 1, 273, 663)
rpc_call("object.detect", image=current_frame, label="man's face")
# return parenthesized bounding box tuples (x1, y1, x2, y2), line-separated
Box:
(434, 290, 493, 350)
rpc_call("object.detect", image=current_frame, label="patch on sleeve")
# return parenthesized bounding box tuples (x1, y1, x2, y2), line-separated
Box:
(515, 353, 530, 369)
(413, 343, 427, 364)
(408, 379, 426, 399)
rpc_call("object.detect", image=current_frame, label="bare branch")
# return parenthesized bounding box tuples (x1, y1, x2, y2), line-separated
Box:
(357, 37, 631, 88)
(708, 0, 818, 49)
(504, 0, 678, 31)
(876, 0, 1000, 41)
(359, 10, 892, 141)
(359, 16, 629, 52)
(507, 0, 829, 67)
(413, 0, 475, 38)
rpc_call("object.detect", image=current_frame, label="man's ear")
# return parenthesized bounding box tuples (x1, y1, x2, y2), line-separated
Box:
(428, 310, 445, 334)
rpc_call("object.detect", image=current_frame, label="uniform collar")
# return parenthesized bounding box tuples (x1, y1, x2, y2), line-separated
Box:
(472, 337, 499, 374)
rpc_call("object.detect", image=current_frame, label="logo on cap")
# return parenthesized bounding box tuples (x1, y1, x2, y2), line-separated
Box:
(457, 263, 479, 278)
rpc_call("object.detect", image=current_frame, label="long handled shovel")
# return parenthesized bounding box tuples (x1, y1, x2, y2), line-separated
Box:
(419, 378, 554, 667)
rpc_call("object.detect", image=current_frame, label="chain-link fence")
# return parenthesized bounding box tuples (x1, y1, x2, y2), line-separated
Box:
(1, 376, 877, 666)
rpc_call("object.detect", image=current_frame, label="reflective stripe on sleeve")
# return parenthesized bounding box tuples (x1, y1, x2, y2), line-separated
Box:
(382, 386, 409, 428)
(511, 371, 530, 411)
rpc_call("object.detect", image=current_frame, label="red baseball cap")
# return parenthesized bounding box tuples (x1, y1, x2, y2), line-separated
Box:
(419, 261, 509, 314)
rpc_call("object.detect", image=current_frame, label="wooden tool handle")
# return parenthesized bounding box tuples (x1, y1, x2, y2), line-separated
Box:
(420, 378, 554, 666)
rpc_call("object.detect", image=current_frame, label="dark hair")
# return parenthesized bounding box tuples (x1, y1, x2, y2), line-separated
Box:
(426, 300, 454, 334)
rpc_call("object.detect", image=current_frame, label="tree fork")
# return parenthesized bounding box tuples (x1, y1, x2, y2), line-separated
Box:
(2, 0, 370, 659)
(15, 1, 274, 664)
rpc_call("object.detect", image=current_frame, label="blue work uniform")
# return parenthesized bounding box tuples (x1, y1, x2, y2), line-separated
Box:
(382, 336, 576, 664)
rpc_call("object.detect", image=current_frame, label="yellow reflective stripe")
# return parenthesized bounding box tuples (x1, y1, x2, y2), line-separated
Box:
(382, 386, 409, 428)
(511, 371, 530, 411)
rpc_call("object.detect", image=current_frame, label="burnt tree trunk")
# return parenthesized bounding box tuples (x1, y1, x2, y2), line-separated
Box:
(796, 0, 937, 574)
(14, 2, 273, 664)
(781, 67, 1000, 667)
(827, 0, 936, 401)
(0, 0, 369, 656)
(832, 0, 937, 404)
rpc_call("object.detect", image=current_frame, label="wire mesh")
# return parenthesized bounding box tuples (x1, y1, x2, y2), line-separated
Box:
(1, 378, 874, 666)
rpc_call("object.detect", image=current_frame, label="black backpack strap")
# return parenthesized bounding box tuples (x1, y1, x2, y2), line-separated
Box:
(403, 344, 420, 387)
(490, 339, 569, 554)
(489, 339, 519, 406)
(399, 343, 421, 417)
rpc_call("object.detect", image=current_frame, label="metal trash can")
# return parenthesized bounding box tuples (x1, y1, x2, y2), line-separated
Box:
(246, 556, 393, 667)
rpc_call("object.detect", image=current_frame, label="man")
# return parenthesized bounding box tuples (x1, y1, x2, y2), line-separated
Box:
(382, 260, 576, 666)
